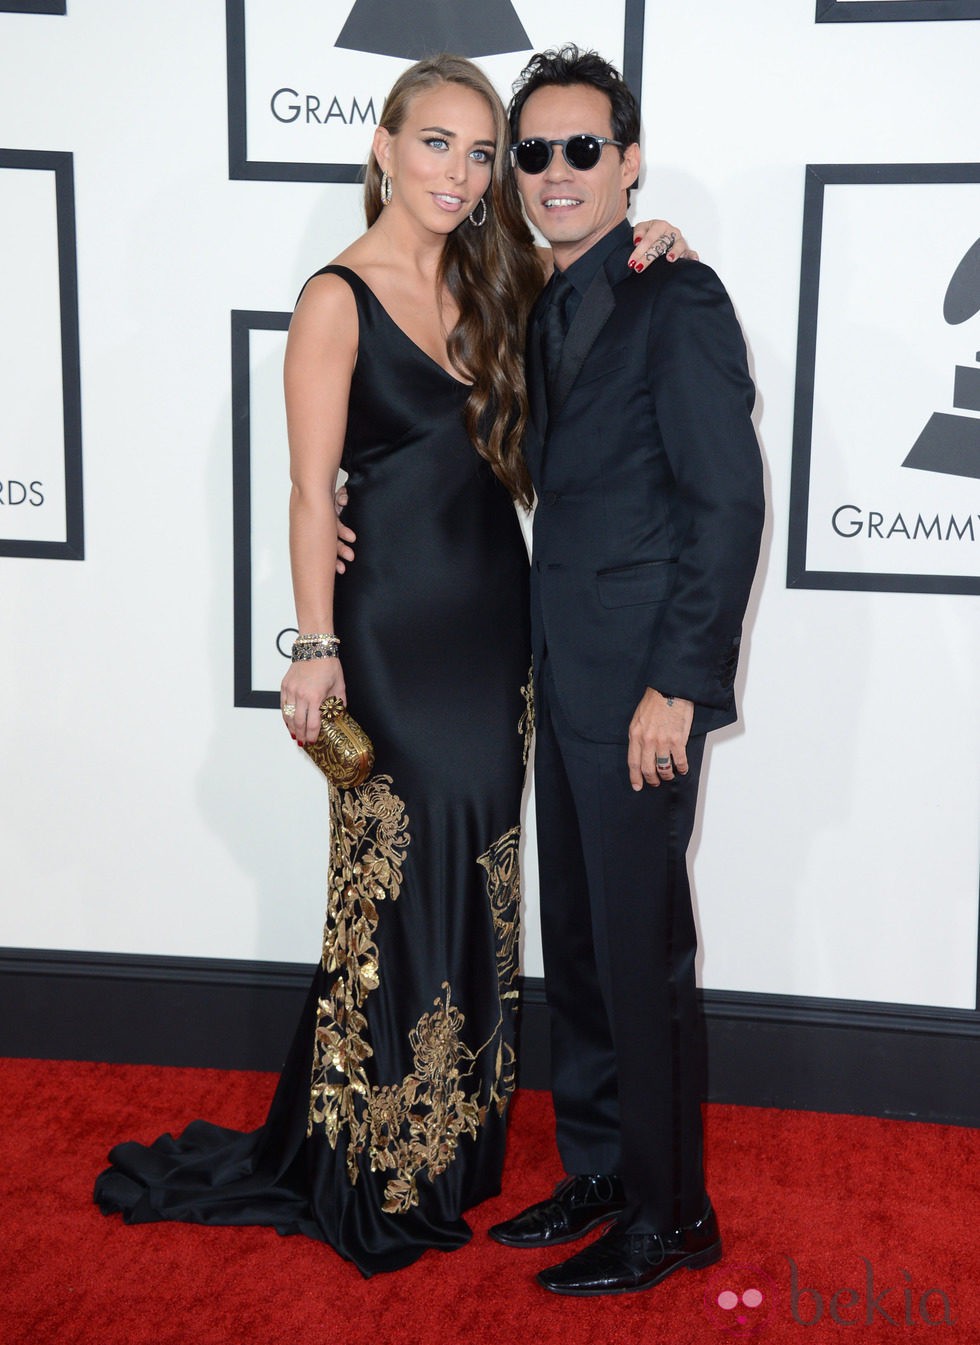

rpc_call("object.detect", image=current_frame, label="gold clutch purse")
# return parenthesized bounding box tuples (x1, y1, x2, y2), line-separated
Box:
(302, 696, 374, 788)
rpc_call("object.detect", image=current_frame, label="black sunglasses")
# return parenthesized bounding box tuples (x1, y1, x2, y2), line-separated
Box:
(510, 134, 623, 175)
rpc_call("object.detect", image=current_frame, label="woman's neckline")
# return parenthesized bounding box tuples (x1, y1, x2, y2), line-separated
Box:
(328, 264, 472, 389)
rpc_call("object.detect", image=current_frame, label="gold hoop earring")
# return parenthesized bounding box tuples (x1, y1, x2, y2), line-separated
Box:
(380, 171, 392, 206)
(469, 196, 487, 228)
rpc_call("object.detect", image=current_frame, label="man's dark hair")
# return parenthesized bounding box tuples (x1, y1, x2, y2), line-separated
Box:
(508, 44, 641, 151)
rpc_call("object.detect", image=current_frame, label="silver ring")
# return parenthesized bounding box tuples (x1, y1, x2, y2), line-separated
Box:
(655, 757, 671, 770)
(282, 703, 296, 718)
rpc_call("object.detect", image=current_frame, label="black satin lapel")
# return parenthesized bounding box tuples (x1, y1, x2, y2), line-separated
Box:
(527, 319, 549, 438)
(552, 268, 615, 417)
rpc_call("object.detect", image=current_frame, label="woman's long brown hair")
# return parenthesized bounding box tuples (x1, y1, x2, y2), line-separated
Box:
(364, 55, 542, 509)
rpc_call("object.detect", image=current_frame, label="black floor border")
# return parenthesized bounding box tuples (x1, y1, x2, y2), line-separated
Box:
(2, 948, 978, 1126)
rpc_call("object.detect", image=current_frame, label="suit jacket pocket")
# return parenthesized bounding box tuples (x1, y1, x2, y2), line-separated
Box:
(596, 559, 677, 609)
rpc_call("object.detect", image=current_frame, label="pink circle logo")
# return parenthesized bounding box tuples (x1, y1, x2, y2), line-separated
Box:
(704, 1264, 780, 1336)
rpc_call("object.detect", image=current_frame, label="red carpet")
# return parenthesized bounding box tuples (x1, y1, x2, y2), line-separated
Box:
(1, 1057, 977, 1344)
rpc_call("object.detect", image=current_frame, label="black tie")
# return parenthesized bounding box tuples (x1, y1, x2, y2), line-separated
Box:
(541, 270, 572, 404)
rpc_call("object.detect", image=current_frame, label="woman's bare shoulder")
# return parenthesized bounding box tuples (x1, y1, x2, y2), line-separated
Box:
(293, 266, 359, 337)
(286, 271, 359, 380)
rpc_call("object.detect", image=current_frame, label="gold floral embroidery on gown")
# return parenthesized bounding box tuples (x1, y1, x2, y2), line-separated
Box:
(307, 777, 521, 1214)
(478, 824, 520, 1109)
(518, 664, 535, 766)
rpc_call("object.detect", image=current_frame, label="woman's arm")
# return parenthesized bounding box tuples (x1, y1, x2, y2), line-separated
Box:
(280, 272, 358, 746)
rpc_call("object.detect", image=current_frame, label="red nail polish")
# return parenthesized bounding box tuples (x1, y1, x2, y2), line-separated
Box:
(667, 253, 676, 262)
(627, 260, 635, 271)
(634, 236, 642, 245)
(635, 261, 644, 273)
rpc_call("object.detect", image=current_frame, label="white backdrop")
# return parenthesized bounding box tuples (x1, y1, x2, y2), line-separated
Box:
(2, 1, 979, 1010)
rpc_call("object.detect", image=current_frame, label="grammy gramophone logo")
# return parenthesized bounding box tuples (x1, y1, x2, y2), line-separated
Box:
(904, 239, 980, 481)
(335, 0, 531, 60)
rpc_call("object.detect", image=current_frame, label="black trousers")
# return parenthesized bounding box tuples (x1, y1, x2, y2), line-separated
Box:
(534, 661, 709, 1233)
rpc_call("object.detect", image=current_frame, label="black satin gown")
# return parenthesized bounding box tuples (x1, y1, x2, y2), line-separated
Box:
(94, 266, 532, 1276)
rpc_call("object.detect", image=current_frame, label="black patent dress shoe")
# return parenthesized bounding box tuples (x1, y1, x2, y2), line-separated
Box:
(487, 1174, 627, 1248)
(537, 1204, 722, 1296)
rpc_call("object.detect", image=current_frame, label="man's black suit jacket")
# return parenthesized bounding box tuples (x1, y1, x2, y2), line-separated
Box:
(525, 229, 765, 744)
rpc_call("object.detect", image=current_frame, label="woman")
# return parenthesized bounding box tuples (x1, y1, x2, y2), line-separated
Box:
(95, 54, 689, 1277)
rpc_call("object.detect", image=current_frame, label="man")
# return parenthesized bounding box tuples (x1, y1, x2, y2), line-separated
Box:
(486, 47, 765, 1296)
